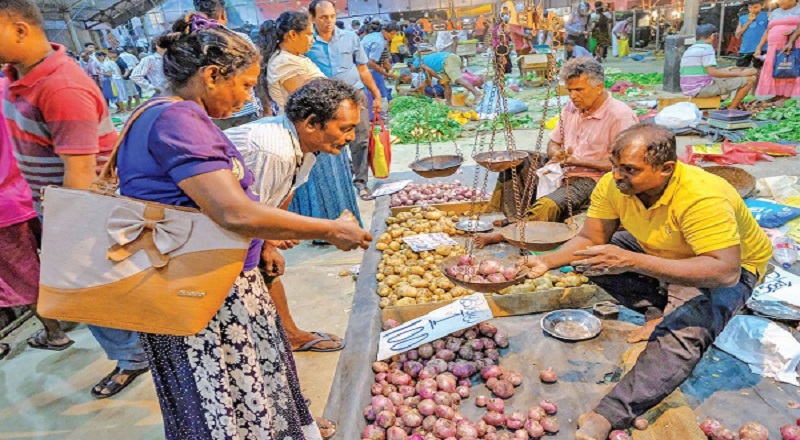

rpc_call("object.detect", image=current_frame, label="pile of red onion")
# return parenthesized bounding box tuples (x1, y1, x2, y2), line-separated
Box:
(699, 418, 776, 440)
(390, 181, 489, 207)
(446, 256, 521, 285)
(363, 320, 560, 439)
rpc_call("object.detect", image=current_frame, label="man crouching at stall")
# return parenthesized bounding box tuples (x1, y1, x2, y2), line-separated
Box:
(523, 123, 772, 439)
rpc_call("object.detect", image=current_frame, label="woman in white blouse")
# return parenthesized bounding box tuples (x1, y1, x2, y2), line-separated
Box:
(259, 12, 326, 111)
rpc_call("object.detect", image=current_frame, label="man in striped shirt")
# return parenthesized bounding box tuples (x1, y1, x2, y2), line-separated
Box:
(1, 0, 150, 398)
(679, 24, 756, 110)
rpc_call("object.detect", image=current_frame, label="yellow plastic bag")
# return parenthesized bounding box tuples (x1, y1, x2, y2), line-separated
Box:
(618, 37, 630, 57)
(369, 115, 391, 179)
(545, 115, 560, 130)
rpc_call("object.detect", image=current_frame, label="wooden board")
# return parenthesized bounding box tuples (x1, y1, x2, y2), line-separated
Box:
(657, 96, 721, 110)
(390, 200, 489, 216)
(381, 284, 613, 323)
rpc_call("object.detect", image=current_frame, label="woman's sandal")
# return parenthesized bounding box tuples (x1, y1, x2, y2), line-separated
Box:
(316, 417, 336, 440)
(90, 366, 150, 399)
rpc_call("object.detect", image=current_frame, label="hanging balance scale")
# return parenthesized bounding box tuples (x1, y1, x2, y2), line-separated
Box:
(408, 27, 464, 179)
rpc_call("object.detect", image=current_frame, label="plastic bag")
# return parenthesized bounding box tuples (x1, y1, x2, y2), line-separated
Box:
(368, 115, 392, 179)
(618, 37, 629, 57)
(475, 84, 529, 116)
(654, 102, 702, 129)
(535, 163, 563, 199)
(745, 198, 800, 228)
(679, 140, 774, 166)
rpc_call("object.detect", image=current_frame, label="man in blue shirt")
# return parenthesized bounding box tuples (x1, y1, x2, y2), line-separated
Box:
(735, 0, 768, 73)
(565, 38, 594, 59)
(362, 21, 400, 107)
(404, 20, 425, 56)
(408, 51, 482, 105)
(307, 0, 382, 200)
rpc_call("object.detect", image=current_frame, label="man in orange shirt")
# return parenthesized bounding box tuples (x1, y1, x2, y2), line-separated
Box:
(478, 57, 637, 246)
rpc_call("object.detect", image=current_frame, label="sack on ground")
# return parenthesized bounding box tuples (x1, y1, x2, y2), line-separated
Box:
(654, 102, 702, 129)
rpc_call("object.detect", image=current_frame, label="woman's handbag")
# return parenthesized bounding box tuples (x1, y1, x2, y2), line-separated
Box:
(773, 49, 800, 79)
(37, 98, 252, 336)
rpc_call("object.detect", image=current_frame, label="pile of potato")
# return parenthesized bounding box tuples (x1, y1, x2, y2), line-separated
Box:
(499, 271, 590, 295)
(376, 207, 473, 308)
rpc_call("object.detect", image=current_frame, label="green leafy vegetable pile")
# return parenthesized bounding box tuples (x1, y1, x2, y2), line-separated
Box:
(745, 99, 800, 142)
(389, 96, 463, 143)
(604, 73, 663, 88)
(478, 113, 534, 130)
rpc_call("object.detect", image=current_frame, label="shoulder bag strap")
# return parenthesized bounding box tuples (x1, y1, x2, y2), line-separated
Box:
(93, 97, 181, 194)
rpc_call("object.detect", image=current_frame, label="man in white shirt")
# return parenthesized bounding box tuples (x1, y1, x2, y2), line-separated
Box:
(130, 42, 169, 95)
(225, 78, 362, 353)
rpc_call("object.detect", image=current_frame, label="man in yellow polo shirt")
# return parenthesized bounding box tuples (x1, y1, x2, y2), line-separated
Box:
(524, 123, 771, 440)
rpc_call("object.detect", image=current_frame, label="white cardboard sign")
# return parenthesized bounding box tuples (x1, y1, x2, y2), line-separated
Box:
(377, 293, 494, 361)
(402, 233, 458, 252)
(372, 180, 413, 197)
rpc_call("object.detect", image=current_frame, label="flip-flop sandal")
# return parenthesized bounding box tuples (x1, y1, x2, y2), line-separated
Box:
(316, 417, 336, 440)
(0, 343, 9, 360)
(293, 332, 346, 353)
(358, 187, 374, 201)
(90, 367, 150, 399)
(26, 329, 74, 352)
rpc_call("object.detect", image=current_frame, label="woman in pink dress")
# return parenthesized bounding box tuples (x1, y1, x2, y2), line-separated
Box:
(754, 0, 800, 99)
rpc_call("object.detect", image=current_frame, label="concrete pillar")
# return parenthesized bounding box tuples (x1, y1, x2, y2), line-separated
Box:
(63, 12, 82, 53)
(683, 0, 700, 36)
(663, 34, 689, 93)
(717, 2, 725, 54)
(139, 15, 152, 42)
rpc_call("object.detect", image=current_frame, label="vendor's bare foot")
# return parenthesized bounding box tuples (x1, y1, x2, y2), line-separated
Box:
(627, 317, 663, 343)
(576, 412, 612, 440)
(475, 232, 504, 248)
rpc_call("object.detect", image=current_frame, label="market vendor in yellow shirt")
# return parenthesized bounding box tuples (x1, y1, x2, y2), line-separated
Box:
(390, 30, 408, 64)
(524, 123, 772, 440)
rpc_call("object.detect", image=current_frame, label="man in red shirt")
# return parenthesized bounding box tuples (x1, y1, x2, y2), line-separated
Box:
(0, 0, 149, 398)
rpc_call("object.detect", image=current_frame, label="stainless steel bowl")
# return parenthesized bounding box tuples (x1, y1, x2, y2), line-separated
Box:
(540, 309, 602, 341)
(455, 219, 493, 233)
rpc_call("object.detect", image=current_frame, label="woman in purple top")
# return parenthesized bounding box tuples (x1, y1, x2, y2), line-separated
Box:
(115, 13, 371, 440)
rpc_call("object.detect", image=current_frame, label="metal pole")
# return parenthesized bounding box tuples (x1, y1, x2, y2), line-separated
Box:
(139, 15, 151, 42)
(63, 11, 82, 52)
(655, 10, 660, 50)
(717, 1, 725, 54)
(632, 9, 637, 50)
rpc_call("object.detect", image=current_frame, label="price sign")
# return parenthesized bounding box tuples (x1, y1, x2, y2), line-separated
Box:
(377, 293, 494, 361)
(402, 233, 458, 252)
(372, 180, 412, 197)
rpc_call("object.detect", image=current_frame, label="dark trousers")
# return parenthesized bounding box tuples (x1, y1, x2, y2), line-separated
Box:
(350, 89, 372, 189)
(590, 232, 758, 429)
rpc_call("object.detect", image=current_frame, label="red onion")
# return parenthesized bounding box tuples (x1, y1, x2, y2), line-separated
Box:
(482, 411, 506, 427)
(435, 349, 456, 362)
(375, 410, 395, 428)
(459, 254, 476, 266)
(401, 410, 423, 428)
(457, 345, 475, 360)
(514, 429, 529, 440)
(408, 435, 424, 440)
(417, 343, 434, 359)
(479, 260, 502, 276)
(372, 362, 390, 373)
(371, 395, 394, 413)
(539, 367, 558, 383)
(432, 339, 445, 351)
(486, 377, 499, 390)
(418, 399, 436, 416)
(481, 365, 503, 380)
(453, 412, 468, 424)
(436, 374, 457, 393)
(699, 418, 722, 437)
(714, 427, 736, 440)
(608, 430, 631, 440)
(781, 425, 800, 440)
(475, 420, 489, 436)
(416, 378, 437, 400)
(527, 405, 546, 421)
(493, 330, 509, 348)
(479, 322, 498, 337)
(389, 371, 411, 386)
(468, 339, 484, 351)
(484, 349, 500, 361)
(506, 411, 526, 430)
(540, 416, 559, 433)
(502, 266, 519, 280)
(490, 379, 515, 399)
(435, 404, 455, 419)
(433, 419, 457, 438)
(456, 421, 479, 439)
(386, 426, 406, 440)
(502, 371, 522, 387)
(451, 362, 476, 379)
(405, 396, 420, 407)
(398, 385, 415, 398)
(476, 395, 489, 407)
(449, 393, 461, 406)
(456, 385, 470, 398)
(633, 417, 649, 431)
(403, 361, 424, 378)
(363, 404, 377, 421)
(375, 372, 388, 383)
(539, 399, 557, 415)
(418, 367, 436, 380)
(362, 424, 386, 440)
(486, 273, 507, 283)
(381, 383, 397, 397)
(739, 422, 769, 440)
(524, 419, 544, 437)
(458, 378, 472, 387)
(371, 382, 383, 395)
(432, 391, 452, 406)
(482, 338, 497, 350)
(383, 319, 400, 330)
(427, 359, 448, 374)
(422, 415, 436, 432)
(487, 397, 505, 413)
(464, 328, 479, 340)
(387, 391, 403, 407)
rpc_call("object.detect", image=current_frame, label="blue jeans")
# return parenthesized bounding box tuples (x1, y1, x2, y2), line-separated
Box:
(368, 68, 393, 104)
(88, 325, 149, 370)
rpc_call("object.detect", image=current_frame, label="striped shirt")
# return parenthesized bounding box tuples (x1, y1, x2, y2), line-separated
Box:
(3, 44, 117, 214)
(680, 42, 716, 97)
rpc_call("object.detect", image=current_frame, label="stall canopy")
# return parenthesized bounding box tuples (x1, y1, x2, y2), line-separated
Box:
(37, 0, 166, 29)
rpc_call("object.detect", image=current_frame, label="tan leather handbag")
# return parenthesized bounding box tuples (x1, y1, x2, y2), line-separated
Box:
(37, 99, 252, 336)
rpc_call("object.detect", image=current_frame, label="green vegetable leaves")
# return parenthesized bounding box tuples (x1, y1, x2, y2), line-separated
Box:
(604, 73, 664, 89)
(389, 96, 462, 143)
(745, 100, 800, 142)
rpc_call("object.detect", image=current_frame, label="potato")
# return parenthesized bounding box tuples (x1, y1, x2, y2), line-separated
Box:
(396, 297, 416, 306)
(376, 273, 385, 282)
(377, 286, 391, 297)
(410, 266, 425, 276)
(396, 285, 418, 298)
(379, 298, 391, 308)
(389, 241, 401, 251)
(375, 242, 389, 251)
(384, 275, 401, 287)
(378, 233, 392, 244)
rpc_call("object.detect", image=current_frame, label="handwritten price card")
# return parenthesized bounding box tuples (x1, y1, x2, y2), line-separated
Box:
(751, 267, 800, 304)
(372, 180, 413, 197)
(377, 293, 494, 361)
(402, 233, 458, 252)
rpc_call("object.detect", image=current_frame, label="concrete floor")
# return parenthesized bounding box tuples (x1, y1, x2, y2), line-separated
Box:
(2, 54, 798, 439)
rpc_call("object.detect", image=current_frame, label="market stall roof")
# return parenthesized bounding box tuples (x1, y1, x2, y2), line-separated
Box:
(37, 0, 165, 29)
